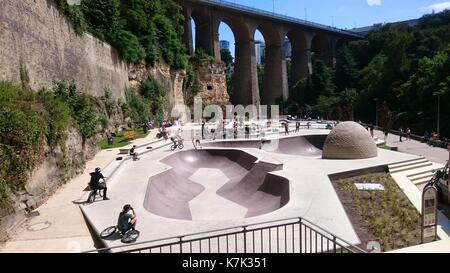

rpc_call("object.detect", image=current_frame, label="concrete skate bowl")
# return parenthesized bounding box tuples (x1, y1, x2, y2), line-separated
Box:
(143, 149, 290, 221)
(202, 135, 327, 157)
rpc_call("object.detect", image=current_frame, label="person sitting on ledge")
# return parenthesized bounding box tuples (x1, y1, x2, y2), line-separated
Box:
(117, 204, 137, 235)
(129, 145, 139, 161)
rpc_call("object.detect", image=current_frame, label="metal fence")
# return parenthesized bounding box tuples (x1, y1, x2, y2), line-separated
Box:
(85, 217, 366, 254)
(189, 0, 363, 38)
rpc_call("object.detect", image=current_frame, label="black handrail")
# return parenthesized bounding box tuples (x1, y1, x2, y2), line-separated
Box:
(83, 216, 366, 253)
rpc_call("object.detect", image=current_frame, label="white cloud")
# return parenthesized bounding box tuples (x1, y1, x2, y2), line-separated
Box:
(367, 0, 382, 6)
(423, 2, 450, 13)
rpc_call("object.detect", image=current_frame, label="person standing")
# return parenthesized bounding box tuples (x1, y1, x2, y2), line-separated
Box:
(201, 121, 206, 140)
(222, 120, 227, 139)
(406, 128, 411, 141)
(295, 121, 300, 133)
(284, 122, 290, 136)
(233, 121, 238, 139)
(107, 131, 113, 146)
(370, 125, 375, 138)
(192, 133, 202, 149)
(399, 128, 404, 142)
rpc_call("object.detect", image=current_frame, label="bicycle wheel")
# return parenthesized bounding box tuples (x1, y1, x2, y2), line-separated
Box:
(121, 230, 140, 244)
(87, 191, 96, 203)
(100, 226, 117, 239)
(171, 145, 176, 151)
(178, 144, 184, 150)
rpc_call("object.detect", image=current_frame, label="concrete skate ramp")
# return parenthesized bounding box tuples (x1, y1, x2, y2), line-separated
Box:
(143, 150, 290, 220)
(203, 135, 327, 157)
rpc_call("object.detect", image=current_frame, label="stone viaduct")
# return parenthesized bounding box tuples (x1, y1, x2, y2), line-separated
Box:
(178, 0, 362, 106)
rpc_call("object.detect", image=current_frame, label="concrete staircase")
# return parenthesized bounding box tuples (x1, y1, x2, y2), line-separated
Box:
(389, 157, 444, 191)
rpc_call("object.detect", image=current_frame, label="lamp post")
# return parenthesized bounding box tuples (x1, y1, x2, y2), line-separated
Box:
(433, 92, 441, 139)
(374, 98, 378, 129)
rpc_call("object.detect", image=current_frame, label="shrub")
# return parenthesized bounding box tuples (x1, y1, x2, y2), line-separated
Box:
(123, 131, 137, 141)
(140, 76, 166, 115)
(124, 88, 151, 124)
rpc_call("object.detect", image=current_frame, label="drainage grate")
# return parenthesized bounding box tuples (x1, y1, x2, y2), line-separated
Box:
(27, 221, 51, 231)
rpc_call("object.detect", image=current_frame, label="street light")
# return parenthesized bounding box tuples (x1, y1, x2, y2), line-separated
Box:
(433, 91, 442, 139)
(374, 98, 378, 128)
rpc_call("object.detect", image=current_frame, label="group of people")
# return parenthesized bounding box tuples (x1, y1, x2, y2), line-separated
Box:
(142, 120, 155, 133)
(399, 127, 412, 142)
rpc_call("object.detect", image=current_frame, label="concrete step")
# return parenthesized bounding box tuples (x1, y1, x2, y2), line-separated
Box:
(393, 162, 444, 177)
(390, 162, 433, 174)
(389, 158, 428, 170)
(412, 176, 434, 185)
(388, 156, 426, 166)
(408, 172, 434, 182)
(408, 168, 438, 179)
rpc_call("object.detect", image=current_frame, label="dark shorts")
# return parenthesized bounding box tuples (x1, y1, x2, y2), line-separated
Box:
(91, 182, 106, 190)
(120, 222, 134, 234)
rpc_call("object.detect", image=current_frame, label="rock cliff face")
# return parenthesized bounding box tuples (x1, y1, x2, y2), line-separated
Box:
(0, 0, 228, 241)
(0, 127, 99, 242)
(0, 0, 129, 100)
(191, 61, 230, 108)
(128, 63, 186, 119)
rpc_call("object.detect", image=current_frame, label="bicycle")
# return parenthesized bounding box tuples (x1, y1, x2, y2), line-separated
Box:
(100, 225, 140, 244)
(87, 183, 105, 203)
(170, 137, 184, 151)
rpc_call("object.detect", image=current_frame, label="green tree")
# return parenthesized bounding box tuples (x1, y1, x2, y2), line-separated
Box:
(140, 76, 166, 115)
(335, 46, 358, 91)
(111, 30, 144, 63)
(81, 0, 122, 41)
(220, 49, 234, 67)
(153, 15, 187, 69)
(311, 60, 335, 98)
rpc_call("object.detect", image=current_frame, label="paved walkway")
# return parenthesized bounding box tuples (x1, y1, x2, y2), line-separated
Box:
(0, 130, 162, 253)
(375, 130, 449, 165)
(375, 130, 450, 253)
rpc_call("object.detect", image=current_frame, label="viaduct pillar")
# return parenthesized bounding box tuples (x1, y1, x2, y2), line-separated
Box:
(183, 7, 194, 55)
(262, 42, 289, 105)
(233, 38, 260, 106)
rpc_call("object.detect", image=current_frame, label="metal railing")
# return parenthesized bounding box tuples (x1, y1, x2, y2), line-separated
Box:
(187, 0, 363, 38)
(85, 217, 366, 253)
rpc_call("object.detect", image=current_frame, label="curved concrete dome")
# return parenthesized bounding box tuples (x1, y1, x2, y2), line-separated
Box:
(322, 122, 377, 159)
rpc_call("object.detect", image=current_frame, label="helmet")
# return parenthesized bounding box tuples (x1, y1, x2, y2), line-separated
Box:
(95, 167, 101, 172)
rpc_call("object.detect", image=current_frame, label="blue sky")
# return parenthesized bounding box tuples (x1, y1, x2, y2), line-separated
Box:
(192, 0, 450, 57)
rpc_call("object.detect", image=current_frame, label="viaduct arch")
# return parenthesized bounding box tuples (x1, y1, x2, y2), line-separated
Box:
(180, 0, 362, 106)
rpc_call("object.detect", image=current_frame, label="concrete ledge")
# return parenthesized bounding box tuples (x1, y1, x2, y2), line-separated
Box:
(119, 149, 129, 155)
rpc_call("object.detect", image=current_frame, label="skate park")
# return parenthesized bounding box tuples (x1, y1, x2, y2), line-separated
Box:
(77, 120, 450, 253)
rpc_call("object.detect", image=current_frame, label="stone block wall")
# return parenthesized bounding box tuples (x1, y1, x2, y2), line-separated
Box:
(0, 0, 129, 100)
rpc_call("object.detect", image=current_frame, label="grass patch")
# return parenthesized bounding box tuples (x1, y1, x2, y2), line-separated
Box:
(337, 173, 421, 251)
(379, 144, 391, 150)
(99, 129, 149, 149)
